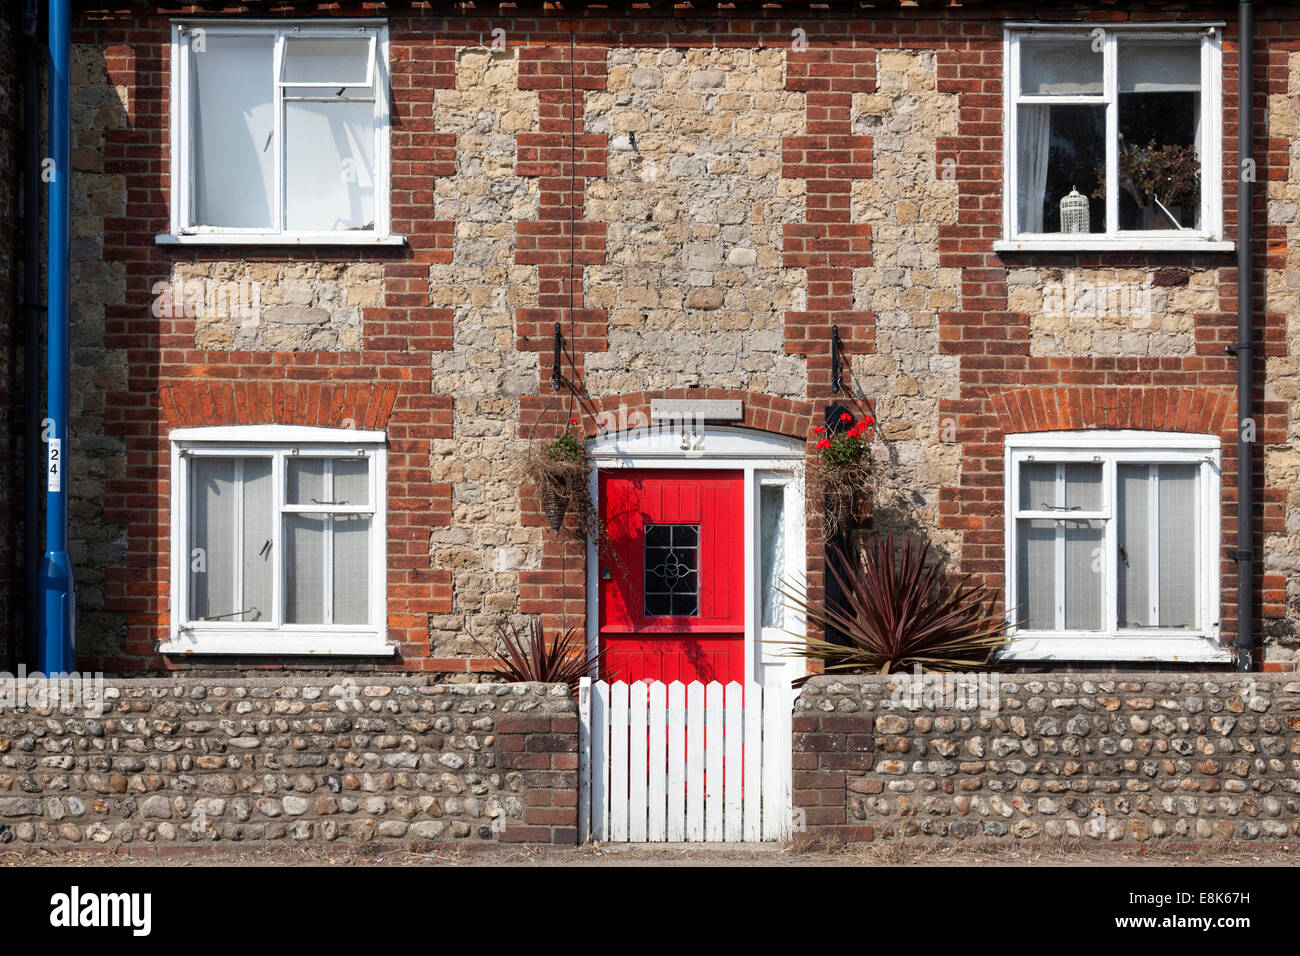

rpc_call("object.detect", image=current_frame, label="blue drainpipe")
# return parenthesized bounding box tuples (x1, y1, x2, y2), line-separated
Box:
(38, 0, 74, 674)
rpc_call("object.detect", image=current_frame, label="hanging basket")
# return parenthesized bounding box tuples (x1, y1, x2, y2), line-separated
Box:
(826, 488, 855, 540)
(540, 482, 569, 532)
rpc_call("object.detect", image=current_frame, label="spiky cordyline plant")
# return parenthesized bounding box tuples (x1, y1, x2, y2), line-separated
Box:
(775, 535, 1010, 684)
(478, 618, 609, 694)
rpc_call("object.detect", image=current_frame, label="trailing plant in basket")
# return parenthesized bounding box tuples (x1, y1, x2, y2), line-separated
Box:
(773, 534, 1009, 684)
(522, 417, 596, 534)
(807, 411, 875, 541)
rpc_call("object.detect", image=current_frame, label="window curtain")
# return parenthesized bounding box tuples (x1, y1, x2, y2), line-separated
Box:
(1064, 521, 1104, 631)
(333, 516, 371, 625)
(191, 458, 237, 620)
(241, 459, 274, 621)
(191, 457, 271, 622)
(759, 486, 786, 629)
(1017, 105, 1052, 233)
(1157, 465, 1197, 628)
(285, 514, 327, 624)
(1117, 465, 1151, 628)
(1017, 520, 1056, 629)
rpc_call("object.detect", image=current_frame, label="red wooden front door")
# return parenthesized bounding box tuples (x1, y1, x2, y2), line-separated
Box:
(598, 469, 745, 685)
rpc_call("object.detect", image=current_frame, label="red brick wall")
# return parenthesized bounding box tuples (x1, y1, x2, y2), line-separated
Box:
(496, 710, 580, 845)
(60, 1, 1295, 673)
(792, 707, 876, 843)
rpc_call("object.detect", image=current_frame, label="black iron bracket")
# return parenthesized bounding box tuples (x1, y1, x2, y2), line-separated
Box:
(831, 324, 844, 393)
(1229, 549, 1255, 562)
(824, 401, 851, 434)
(1225, 342, 1253, 356)
(552, 323, 564, 392)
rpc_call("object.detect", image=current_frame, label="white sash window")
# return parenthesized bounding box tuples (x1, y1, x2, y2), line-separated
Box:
(1000, 24, 1226, 252)
(166, 426, 390, 655)
(1003, 431, 1229, 663)
(162, 20, 396, 246)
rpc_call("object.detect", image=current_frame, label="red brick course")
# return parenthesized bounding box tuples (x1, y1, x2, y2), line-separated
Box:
(792, 711, 875, 843)
(497, 713, 580, 844)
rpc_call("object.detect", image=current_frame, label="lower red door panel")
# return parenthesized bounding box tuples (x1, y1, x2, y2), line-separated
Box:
(603, 636, 741, 686)
(599, 470, 744, 685)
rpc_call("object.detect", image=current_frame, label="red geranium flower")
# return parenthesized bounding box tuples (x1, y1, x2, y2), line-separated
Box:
(816, 439, 831, 450)
(840, 412, 853, 422)
(813, 425, 826, 435)
(860, 416, 876, 428)
(568, 416, 578, 425)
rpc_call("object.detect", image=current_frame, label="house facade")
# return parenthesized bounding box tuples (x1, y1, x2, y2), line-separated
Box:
(1, 0, 1298, 679)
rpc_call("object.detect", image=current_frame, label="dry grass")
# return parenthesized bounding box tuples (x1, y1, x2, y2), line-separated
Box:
(2, 838, 1296, 867)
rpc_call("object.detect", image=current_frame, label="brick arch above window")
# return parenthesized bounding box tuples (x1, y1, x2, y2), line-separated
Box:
(160, 381, 400, 431)
(989, 387, 1235, 437)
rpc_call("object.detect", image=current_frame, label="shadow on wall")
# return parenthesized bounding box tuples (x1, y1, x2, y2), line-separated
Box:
(66, 42, 133, 659)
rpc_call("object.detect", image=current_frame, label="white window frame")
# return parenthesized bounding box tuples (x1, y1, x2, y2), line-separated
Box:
(164, 425, 392, 656)
(159, 19, 401, 247)
(997, 22, 1230, 253)
(1002, 430, 1229, 663)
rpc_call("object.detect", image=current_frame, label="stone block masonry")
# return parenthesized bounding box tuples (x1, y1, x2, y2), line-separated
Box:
(795, 674, 1300, 844)
(0, 679, 577, 849)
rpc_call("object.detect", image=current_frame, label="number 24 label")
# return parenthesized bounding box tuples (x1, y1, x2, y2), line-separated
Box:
(47, 438, 61, 492)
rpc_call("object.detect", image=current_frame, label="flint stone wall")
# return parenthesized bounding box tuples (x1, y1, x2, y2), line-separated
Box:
(0, 679, 577, 849)
(794, 674, 1300, 843)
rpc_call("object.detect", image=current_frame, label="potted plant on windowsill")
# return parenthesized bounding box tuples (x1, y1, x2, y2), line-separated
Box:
(1092, 139, 1200, 230)
(523, 416, 594, 533)
(808, 411, 875, 542)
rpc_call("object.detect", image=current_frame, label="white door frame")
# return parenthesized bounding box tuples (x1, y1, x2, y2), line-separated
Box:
(585, 424, 807, 685)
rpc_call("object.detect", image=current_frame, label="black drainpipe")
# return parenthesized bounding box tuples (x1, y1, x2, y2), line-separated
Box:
(19, 0, 42, 669)
(1234, 0, 1255, 672)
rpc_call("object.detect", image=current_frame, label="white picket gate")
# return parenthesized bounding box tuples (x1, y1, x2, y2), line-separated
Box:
(577, 678, 792, 843)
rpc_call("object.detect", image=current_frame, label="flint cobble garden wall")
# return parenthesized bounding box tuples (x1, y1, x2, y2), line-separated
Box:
(794, 674, 1300, 844)
(0, 679, 577, 849)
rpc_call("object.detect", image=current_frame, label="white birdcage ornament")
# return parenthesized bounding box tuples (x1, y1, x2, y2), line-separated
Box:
(1059, 186, 1090, 233)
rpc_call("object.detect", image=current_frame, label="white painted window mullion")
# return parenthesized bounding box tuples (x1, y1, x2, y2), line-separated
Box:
(1054, 463, 1066, 631)
(234, 458, 245, 619)
(1104, 31, 1119, 237)
(1200, 33, 1213, 234)
(1102, 457, 1118, 636)
(1005, 31, 1018, 241)
(177, 28, 191, 232)
(273, 29, 286, 234)
(324, 459, 335, 626)
(1148, 465, 1160, 626)
(185, 453, 195, 622)
(274, 450, 285, 629)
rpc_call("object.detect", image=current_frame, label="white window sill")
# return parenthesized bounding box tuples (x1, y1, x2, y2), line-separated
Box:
(997, 634, 1234, 664)
(161, 631, 396, 657)
(156, 233, 406, 247)
(994, 237, 1234, 254)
